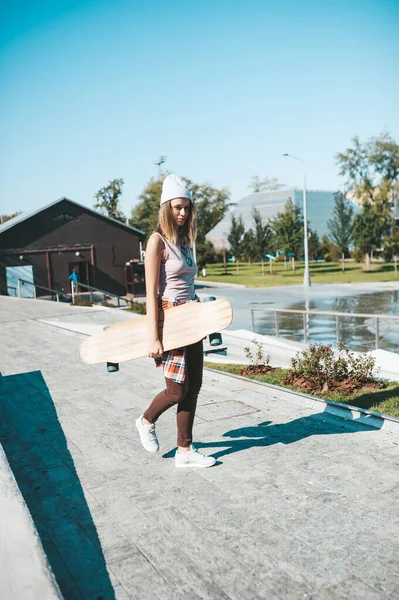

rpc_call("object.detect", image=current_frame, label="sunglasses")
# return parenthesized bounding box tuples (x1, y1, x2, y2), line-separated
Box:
(181, 245, 193, 266)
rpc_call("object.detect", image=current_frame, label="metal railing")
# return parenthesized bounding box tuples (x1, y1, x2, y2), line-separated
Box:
(1, 277, 130, 308)
(250, 306, 399, 350)
(4, 284, 16, 294)
(8, 278, 66, 301)
(71, 281, 129, 308)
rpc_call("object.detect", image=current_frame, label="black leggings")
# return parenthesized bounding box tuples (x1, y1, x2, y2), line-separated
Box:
(143, 340, 203, 447)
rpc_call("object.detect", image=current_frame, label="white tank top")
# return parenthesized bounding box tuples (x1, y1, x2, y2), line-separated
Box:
(155, 233, 197, 302)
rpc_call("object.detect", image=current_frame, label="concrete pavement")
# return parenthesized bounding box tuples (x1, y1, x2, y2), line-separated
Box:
(1, 296, 399, 599)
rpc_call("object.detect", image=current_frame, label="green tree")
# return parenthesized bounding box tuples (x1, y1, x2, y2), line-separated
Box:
(327, 192, 354, 253)
(327, 192, 354, 270)
(336, 131, 399, 204)
(318, 234, 342, 262)
(227, 215, 245, 273)
(249, 176, 285, 193)
(353, 202, 390, 271)
(188, 180, 231, 267)
(319, 234, 331, 258)
(0, 211, 22, 224)
(130, 177, 162, 238)
(382, 223, 399, 262)
(272, 199, 304, 259)
(195, 240, 217, 270)
(308, 230, 320, 261)
(94, 178, 125, 222)
(336, 132, 398, 271)
(252, 207, 274, 275)
(241, 229, 258, 265)
(189, 182, 230, 240)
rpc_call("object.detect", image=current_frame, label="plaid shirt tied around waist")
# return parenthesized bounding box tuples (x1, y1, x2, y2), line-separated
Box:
(154, 297, 199, 384)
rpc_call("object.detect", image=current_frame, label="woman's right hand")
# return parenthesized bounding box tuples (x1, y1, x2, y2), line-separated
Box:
(148, 339, 164, 359)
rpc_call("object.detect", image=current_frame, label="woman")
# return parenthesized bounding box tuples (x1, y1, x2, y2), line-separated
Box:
(136, 174, 216, 469)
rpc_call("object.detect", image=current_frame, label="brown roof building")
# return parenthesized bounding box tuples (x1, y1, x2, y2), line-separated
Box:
(0, 197, 146, 299)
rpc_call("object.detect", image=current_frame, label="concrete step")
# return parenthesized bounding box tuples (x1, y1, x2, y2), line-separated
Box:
(0, 444, 62, 599)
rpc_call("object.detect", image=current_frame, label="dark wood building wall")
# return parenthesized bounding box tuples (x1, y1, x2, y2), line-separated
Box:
(0, 199, 144, 297)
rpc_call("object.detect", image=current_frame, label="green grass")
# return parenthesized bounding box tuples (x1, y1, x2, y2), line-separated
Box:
(205, 362, 399, 419)
(199, 261, 399, 287)
(124, 301, 146, 315)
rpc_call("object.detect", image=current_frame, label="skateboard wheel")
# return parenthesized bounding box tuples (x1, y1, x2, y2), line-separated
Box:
(203, 297, 223, 346)
(209, 332, 223, 346)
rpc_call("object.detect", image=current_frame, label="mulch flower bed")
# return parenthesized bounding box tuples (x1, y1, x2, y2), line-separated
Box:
(236, 363, 386, 398)
(282, 372, 385, 396)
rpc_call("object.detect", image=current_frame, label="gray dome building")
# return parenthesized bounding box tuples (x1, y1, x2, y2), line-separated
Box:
(206, 188, 358, 250)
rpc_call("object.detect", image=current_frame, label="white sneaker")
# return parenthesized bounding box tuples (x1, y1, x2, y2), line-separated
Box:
(175, 445, 216, 468)
(135, 415, 159, 453)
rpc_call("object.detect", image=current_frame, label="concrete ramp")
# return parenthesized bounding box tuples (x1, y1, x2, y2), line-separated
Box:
(0, 445, 62, 600)
(37, 319, 107, 336)
(1, 295, 399, 599)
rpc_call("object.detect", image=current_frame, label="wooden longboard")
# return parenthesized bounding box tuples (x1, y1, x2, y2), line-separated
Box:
(80, 298, 233, 365)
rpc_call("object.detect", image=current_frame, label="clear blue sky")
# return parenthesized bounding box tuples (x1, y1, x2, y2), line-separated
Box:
(1, 0, 398, 217)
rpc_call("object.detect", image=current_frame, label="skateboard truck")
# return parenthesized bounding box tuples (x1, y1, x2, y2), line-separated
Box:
(103, 326, 120, 372)
(203, 296, 223, 346)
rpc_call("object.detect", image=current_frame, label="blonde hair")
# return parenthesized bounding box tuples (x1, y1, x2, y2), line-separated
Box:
(155, 201, 197, 246)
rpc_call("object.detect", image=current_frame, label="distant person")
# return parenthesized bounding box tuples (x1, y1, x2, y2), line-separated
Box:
(69, 268, 79, 294)
(69, 268, 79, 283)
(135, 174, 216, 468)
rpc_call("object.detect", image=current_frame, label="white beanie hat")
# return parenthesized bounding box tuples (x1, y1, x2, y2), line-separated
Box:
(160, 174, 192, 206)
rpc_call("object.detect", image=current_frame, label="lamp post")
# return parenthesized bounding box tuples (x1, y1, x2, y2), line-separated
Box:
(282, 153, 311, 288)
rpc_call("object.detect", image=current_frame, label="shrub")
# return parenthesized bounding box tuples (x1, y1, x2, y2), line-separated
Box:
(290, 342, 377, 386)
(291, 344, 339, 384)
(244, 339, 270, 368)
(126, 300, 146, 315)
(338, 343, 377, 382)
(351, 248, 364, 263)
(327, 243, 343, 262)
(72, 296, 93, 307)
(101, 299, 115, 307)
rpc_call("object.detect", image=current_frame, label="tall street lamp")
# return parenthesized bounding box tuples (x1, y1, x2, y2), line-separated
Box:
(283, 153, 311, 288)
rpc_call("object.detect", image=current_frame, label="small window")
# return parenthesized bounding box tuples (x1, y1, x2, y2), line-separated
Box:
(52, 213, 78, 223)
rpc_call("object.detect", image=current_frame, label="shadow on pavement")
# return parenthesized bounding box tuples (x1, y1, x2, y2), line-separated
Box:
(0, 370, 115, 600)
(163, 408, 378, 460)
(348, 385, 399, 413)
